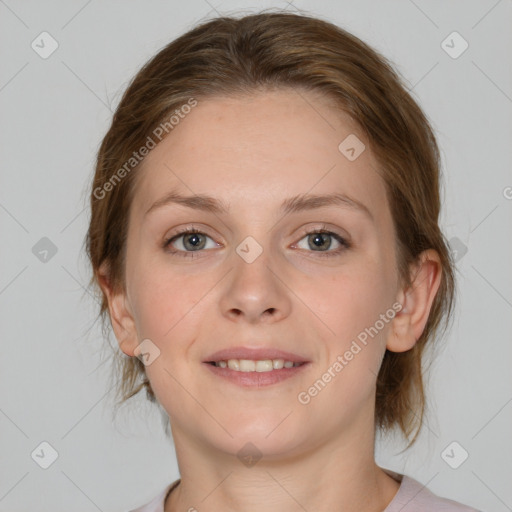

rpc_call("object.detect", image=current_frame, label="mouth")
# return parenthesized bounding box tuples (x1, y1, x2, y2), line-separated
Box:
(206, 359, 305, 372)
(202, 346, 310, 387)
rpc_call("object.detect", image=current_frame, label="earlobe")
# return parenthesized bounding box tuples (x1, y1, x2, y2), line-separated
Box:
(97, 263, 139, 357)
(388, 312, 416, 352)
(386, 249, 442, 353)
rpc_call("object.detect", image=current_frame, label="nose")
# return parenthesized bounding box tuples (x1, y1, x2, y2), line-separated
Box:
(219, 245, 292, 324)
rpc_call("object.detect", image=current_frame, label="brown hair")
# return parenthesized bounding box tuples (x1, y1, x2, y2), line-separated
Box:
(86, 9, 456, 448)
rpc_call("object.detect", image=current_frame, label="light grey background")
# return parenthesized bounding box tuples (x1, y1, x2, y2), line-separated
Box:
(1, 0, 511, 511)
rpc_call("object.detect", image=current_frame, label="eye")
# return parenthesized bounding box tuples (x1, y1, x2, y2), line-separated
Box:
(163, 225, 351, 259)
(294, 227, 350, 257)
(163, 227, 218, 258)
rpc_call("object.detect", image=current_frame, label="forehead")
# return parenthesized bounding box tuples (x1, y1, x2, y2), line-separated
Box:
(130, 88, 388, 220)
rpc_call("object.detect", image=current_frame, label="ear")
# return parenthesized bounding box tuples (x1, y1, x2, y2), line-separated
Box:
(97, 262, 139, 357)
(386, 249, 442, 353)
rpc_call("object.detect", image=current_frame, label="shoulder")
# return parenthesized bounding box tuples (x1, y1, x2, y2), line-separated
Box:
(127, 479, 180, 512)
(383, 470, 482, 512)
(127, 474, 483, 512)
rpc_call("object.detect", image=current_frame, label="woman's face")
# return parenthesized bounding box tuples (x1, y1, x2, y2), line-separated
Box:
(116, 88, 404, 458)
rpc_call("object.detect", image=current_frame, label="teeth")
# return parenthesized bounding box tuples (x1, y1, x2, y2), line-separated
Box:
(273, 359, 284, 369)
(239, 360, 255, 372)
(227, 359, 240, 371)
(215, 359, 302, 372)
(256, 360, 273, 372)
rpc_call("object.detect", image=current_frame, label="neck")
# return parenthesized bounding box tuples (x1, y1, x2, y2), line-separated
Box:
(164, 419, 400, 512)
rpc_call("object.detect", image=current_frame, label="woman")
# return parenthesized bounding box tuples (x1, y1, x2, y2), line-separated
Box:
(86, 10, 481, 512)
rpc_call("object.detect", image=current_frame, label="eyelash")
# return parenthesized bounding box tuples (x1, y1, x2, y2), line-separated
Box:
(163, 225, 351, 259)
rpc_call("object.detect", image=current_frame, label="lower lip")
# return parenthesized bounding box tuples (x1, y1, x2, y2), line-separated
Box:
(203, 362, 310, 387)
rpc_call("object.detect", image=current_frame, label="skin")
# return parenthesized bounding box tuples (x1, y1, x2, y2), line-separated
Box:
(99, 88, 442, 512)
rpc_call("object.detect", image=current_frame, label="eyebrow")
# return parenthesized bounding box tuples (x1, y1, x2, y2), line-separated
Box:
(144, 189, 373, 220)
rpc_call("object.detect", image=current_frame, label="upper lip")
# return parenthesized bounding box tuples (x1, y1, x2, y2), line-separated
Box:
(203, 346, 309, 363)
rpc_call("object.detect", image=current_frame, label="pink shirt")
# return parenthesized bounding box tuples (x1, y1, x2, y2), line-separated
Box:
(129, 469, 481, 512)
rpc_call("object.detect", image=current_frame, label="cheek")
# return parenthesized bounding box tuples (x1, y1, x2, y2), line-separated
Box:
(128, 259, 199, 343)
(130, 272, 205, 402)
(304, 260, 396, 389)
(298, 266, 395, 418)
(309, 262, 395, 341)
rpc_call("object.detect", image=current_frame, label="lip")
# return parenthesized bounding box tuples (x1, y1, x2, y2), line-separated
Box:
(203, 346, 309, 364)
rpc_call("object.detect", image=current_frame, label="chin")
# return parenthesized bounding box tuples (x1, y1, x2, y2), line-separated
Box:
(233, 419, 306, 449)
(210, 431, 304, 463)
